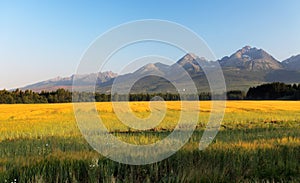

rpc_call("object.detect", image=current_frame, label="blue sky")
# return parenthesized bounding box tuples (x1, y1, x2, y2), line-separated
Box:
(1, 0, 300, 89)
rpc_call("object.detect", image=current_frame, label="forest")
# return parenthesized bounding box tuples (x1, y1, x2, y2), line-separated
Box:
(0, 82, 299, 104)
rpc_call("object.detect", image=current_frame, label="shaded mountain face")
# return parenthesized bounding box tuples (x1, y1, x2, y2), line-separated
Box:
(176, 53, 202, 73)
(282, 55, 300, 70)
(219, 46, 283, 71)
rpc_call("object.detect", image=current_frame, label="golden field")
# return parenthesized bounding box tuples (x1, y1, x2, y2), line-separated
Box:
(0, 101, 300, 141)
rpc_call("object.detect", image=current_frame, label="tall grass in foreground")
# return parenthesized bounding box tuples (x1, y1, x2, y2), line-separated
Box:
(0, 128, 299, 182)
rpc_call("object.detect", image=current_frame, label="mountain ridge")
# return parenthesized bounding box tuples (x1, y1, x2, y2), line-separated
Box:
(20, 46, 300, 93)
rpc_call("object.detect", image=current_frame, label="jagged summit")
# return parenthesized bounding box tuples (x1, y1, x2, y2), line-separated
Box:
(175, 53, 210, 73)
(179, 53, 198, 61)
(177, 53, 208, 65)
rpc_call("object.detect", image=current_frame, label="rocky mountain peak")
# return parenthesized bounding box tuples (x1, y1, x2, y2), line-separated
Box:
(220, 46, 282, 71)
(177, 53, 198, 65)
(241, 45, 252, 53)
(175, 53, 211, 74)
(134, 62, 170, 75)
(233, 46, 261, 59)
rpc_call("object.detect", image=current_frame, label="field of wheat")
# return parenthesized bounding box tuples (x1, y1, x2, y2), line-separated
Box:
(0, 101, 300, 182)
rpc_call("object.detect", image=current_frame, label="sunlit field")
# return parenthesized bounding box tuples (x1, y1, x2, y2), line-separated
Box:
(0, 101, 300, 182)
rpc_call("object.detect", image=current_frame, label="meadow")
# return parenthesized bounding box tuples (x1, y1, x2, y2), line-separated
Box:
(0, 101, 299, 182)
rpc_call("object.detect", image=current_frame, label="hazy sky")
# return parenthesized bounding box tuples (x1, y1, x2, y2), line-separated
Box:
(1, 0, 300, 89)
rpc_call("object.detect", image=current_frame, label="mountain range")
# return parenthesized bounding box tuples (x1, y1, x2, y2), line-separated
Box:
(21, 46, 300, 93)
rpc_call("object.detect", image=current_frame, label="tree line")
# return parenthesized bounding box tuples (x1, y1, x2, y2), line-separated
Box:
(0, 89, 211, 103)
(224, 82, 300, 100)
(246, 82, 300, 100)
(0, 82, 299, 104)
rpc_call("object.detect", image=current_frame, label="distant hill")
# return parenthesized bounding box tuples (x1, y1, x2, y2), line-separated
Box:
(21, 71, 117, 92)
(20, 46, 300, 93)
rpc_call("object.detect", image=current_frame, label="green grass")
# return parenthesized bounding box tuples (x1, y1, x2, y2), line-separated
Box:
(0, 127, 300, 182)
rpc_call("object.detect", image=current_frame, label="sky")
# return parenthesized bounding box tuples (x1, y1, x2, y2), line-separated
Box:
(1, 0, 300, 89)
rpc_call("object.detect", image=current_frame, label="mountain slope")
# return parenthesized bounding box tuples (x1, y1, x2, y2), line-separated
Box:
(282, 54, 300, 70)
